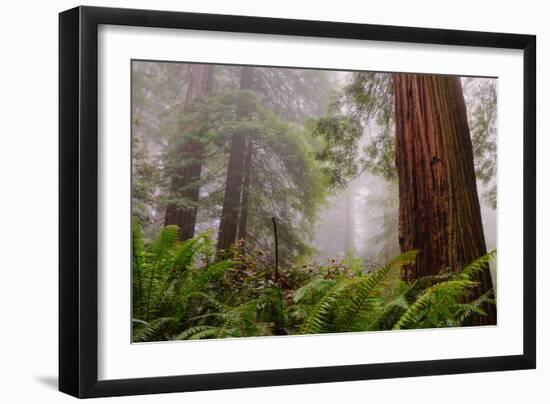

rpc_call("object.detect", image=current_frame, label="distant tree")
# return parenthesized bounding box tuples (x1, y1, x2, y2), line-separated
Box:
(132, 61, 189, 232)
(216, 67, 254, 254)
(343, 187, 355, 252)
(363, 179, 400, 262)
(164, 64, 214, 241)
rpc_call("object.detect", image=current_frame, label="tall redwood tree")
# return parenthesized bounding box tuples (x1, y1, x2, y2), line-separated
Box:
(164, 64, 213, 241)
(394, 73, 496, 325)
(216, 67, 254, 254)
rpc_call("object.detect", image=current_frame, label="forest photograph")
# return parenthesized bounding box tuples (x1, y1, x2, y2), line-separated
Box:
(131, 60, 498, 343)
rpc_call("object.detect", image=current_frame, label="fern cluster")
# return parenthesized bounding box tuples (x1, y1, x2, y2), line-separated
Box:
(132, 220, 496, 342)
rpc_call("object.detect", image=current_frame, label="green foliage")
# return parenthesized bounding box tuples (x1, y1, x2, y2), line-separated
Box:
(132, 135, 162, 225)
(252, 67, 334, 122)
(310, 115, 363, 187)
(132, 219, 229, 332)
(311, 72, 396, 184)
(133, 224, 497, 342)
(298, 281, 346, 334)
(132, 317, 177, 343)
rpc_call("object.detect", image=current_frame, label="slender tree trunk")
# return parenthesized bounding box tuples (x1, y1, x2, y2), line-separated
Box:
(164, 64, 213, 241)
(237, 137, 253, 243)
(216, 67, 254, 255)
(343, 186, 354, 253)
(394, 73, 496, 325)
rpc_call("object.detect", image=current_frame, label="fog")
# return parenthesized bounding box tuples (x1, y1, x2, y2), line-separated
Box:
(310, 76, 496, 269)
(311, 165, 497, 266)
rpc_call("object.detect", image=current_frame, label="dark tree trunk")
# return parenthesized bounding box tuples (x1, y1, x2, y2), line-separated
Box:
(216, 67, 254, 255)
(164, 64, 213, 241)
(394, 73, 496, 325)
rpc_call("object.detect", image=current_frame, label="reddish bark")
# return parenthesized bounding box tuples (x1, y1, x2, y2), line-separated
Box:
(394, 73, 496, 325)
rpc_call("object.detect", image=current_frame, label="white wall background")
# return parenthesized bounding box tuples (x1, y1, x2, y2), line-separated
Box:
(0, 0, 545, 402)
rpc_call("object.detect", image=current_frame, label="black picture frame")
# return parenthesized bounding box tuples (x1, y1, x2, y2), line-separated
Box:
(59, 5, 536, 398)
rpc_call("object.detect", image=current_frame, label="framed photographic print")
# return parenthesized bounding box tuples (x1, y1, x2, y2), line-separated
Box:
(59, 6, 536, 398)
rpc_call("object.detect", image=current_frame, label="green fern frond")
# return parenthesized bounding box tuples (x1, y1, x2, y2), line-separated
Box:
(404, 273, 453, 304)
(299, 282, 347, 334)
(132, 318, 148, 326)
(455, 289, 495, 325)
(171, 232, 214, 272)
(212, 300, 261, 337)
(185, 292, 225, 311)
(293, 278, 336, 304)
(132, 218, 145, 261)
(175, 325, 218, 340)
(342, 250, 418, 330)
(133, 317, 176, 342)
(458, 250, 496, 281)
(150, 225, 179, 259)
(185, 312, 225, 323)
(188, 329, 220, 340)
(368, 295, 409, 330)
(132, 218, 145, 316)
(179, 259, 233, 298)
(219, 300, 259, 323)
(393, 280, 476, 330)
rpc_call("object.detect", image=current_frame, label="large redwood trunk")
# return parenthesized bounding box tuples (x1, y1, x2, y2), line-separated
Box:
(164, 64, 213, 241)
(394, 73, 496, 325)
(216, 67, 254, 255)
